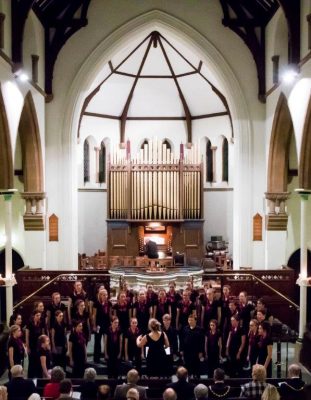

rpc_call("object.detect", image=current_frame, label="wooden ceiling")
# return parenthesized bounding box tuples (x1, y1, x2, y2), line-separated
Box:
(11, 0, 300, 102)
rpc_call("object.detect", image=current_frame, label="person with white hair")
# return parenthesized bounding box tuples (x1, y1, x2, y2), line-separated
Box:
(240, 364, 267, 399)
(194, 384, 208, 400)
(5, 365, 37, 400)
(0, 386, 7, 400)
(27, 394, 40, 400)
(78, 368, 98, 400)
(278, 364, 305, 400)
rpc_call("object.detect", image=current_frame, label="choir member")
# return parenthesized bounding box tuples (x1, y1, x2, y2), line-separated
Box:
(50, 310, 67, 370)
(155, 289, 171, 322)
(146, 283, 158, 317)
(184, 280, 199, 303)
(257, 321, 273, 378)
(238, 291, 254, 330)
(113, 291, 131, 334)
(253, 298, 273, 323)
(226, 315, 246, 377)
(68, 320, 87, 377)
(256, 310, 268, 324)
(162, 313, 178, 375)
(201, 288, 221, 331)
(33, 301, 47, 334)
(176, 290, 196, 331)
(68, 280, 88, 324)
(26, 310, 44, 378)
(124, 317, 142, 374)
(166, 282, 182, 328)
(247, 319, 259, 370)
(46, 292, 67, 330)
(9, 312, 23, 328)
(92, 288, 113, 363)
(205, 319, 222, 377)
(132, 289, 152, 334)
(104, 316, 123, 378)
(122, 281, 135, 306)
(72, 299, 91, 343)
(8, 325, 25, 375)
(37, 334, 52, 378)
(180, 314, 205, 378)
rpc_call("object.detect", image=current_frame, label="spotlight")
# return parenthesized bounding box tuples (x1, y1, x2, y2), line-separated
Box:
(19, 73, 29, 82)
(282, 65, 299, 84)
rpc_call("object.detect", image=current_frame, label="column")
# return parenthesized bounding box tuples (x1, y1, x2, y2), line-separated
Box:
(295, 189, 311, 339)
(265, 192, 290, 269)
(2, 190, 16, 321)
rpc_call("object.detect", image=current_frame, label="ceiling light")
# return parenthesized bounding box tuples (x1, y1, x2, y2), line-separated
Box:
(282, 65, 299, 84)
(19, 73, 29, 82)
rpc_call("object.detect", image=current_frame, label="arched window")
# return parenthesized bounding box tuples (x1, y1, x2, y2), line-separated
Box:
(163, 139, 171, 150)
(84, 139, 90, 183)
(222, 137, 229, 182)
(206, 139, 213, 182)
(99, 141, 106, 183)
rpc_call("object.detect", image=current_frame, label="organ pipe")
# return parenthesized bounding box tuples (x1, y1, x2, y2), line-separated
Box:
(109, 139, 202, 220)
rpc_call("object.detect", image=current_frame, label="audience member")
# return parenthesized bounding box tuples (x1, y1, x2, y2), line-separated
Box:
(166, 367, 194, 400)
(208, 368, 232, 399)
(78, 368, 98, 400)
(114, 368, 147, 400)
(27, 395, 40, 400)
(5, 365, 36, 400)
(58, 379, 73, 399)
(0, 386, 7, 400)
(278, 364, 305, 400)
(194, 384, 208, 400)
(240, 364, 267, 399)
(43, 366, 65, 400)
(162, 388, 177, 400)
(262, 384, 280, 400)
(97, 385, 111, 400)
(126, 388, 139, 400)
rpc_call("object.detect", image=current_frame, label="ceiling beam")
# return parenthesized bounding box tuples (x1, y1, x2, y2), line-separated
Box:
(157, 35, 192, 144)
(120, 33, 154, 145)
(11, 0, 36, 70)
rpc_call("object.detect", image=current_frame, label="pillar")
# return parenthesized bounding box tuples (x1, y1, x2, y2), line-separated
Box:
(1, 190, 16, 321)
(295, 189, 311, 339)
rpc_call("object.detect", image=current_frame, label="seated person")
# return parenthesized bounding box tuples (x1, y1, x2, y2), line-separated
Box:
(278, 364, 305, 400)
(144, 238, 159, 259)
(208, 368, 232, 399)
(240, 364, 267, 399)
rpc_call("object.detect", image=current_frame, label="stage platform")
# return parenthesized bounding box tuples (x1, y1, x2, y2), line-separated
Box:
(109, 265, 204, 289)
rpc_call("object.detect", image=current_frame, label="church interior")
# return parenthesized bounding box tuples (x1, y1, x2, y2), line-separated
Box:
(0, 0, 311, 397)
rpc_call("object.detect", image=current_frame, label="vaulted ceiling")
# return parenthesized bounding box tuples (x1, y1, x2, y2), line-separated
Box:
(11, 0, 300, 102)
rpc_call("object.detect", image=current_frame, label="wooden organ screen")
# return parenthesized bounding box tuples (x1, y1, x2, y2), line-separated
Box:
(108, 139, 203, 220)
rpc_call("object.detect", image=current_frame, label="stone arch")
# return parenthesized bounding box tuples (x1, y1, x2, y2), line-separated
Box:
(267, 93, 293, 193)
(18, 91, 43, 192)
(299, 97, 311, 189)
(0, 86, 13, 189)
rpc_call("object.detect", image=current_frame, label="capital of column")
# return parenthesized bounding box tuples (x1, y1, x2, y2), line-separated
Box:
(21, 192, 46, 231)
(265, 192, 290, 215)
(294, 188, 311, 200)
(0, 189, 18, 201)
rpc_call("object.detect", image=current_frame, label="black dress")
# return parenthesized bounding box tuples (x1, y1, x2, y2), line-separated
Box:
(8, 336, 25, 367)
(206, 331, 221, 377)
(37, 348, 52, 378)
(227, 326, 246, 377)
(201, 300, 219, 331)
(146, 332, 167, 377)
(133, 301, 150, 334)
(69, 331, 86, 377)
(125, 327, 142, 374)
(93, 300, 112, 362)
(113, 302, 130, 334)
(105, 327, 122, 378)
(51, 320, 67, 369)
(26, 321, 42, 378)
(257, 335, 273, 377)
(166, 291, 182, 327)
(248, 331, 259, 367)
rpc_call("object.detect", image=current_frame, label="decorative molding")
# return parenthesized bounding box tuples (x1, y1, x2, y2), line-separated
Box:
(78, 188, 107, 192)
(203, 187, 233, 191)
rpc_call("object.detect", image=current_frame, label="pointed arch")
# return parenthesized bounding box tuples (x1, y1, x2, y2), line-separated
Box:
(140, 139, 148, 149)
(299, 97, 311, 189)
(163, 139, 172, 151)
(0, 86, 13, 189)
(267, 93, 293, 193)
(18, 91, 43, 192)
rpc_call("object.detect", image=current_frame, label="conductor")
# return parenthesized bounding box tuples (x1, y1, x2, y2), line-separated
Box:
(144, 238, 159, 259)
